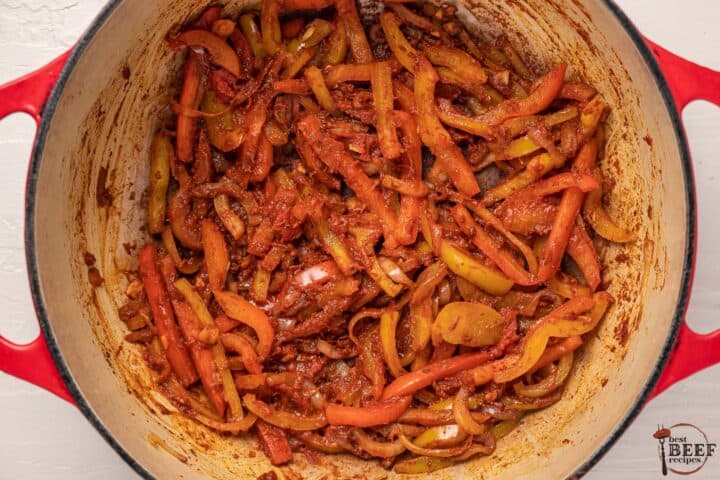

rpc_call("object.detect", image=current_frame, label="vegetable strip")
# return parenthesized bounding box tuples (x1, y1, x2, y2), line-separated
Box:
(138, 245, 198, 386)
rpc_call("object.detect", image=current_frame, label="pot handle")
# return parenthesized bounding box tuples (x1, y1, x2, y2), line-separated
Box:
(0, 50, 75, 404)
(644, 38, 720, 400)
(645, 39, 720, 110)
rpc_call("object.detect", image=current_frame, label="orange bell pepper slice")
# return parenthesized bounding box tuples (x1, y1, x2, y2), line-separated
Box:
(326, 396, 412, 426)
(214, 290, 275, 359)
(174, 29, 241, 77)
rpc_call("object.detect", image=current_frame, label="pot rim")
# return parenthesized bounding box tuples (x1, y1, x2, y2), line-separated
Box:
(23, 0, 696, 478)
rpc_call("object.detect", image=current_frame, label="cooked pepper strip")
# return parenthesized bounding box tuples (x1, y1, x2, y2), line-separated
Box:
(245, 394, 327, 430)
(537, 140, 598, 282)
(336, 0, 373, 63)
(296, 19, 334, 51)
(213, 194, 245, 240)
(440, 241, 514, 296)
(260, 0, 282, 55)
(371, 61, 402, 159)
(311, 209, 358, 274)
(483, 153, 560, 205)
(256, 420, 293, 466)
(382, 351, 496, 400)
(304, 65, 340, 115)
(380, 311, 407, 378)
(163, 257, 225, 415)
(174, 278, 245, 420)
(201, 219, 229, 292)
(324, 62, 373, 86)
(435, 100, 495, 139)
(478, 63, 567, 126)
(171, 305, 226, 415)
(214, 290, 275, 359)
(380, 11, 417, 73)
(326, 396, 412, 426)
(324, 17, 348, 65)
(423, 44, 488, 84)
(147, 132, 172, 234)
(414, 56, 480, 197)
(451, 204, 536, 285)
(138, 245, 198, 387)
(239, 14, 266, 57)
(507, 172, 598, 203)
(298, 115, 401, 245)
(232, 86, 275, 181)
(201, 91, 245, 152)
(173, 30, 241, 77)
(221, 333, 263, 374)
(567, 220, 602, 290)
(493, 295, 607, 383)
(388, 3, 436, 32)
(175, 50, 204, 163)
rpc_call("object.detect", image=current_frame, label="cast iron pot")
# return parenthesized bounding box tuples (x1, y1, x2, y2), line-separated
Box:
(1, 0, 720, 478)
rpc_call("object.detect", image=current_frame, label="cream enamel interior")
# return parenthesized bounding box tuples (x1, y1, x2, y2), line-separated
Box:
(30, 0, 689, 478)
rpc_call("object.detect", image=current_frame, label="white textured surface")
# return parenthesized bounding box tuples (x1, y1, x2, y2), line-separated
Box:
(0, 1, 718, 478)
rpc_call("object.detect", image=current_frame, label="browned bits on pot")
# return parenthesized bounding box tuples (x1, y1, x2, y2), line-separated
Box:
(88, 267, 104, 287)
(125, 328, 154, 344)
(118, 301, 141, 321)
(96, 165, 113, 207)
(125, 315, 148, 331)
(83, 251, 96, 266)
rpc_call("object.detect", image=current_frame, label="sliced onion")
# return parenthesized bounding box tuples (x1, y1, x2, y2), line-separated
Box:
(378, 257, 414, 286)
(348, 308, 383, 347)
(394, 456, 455, 474)
(380, 311, 407, 378)
(453, 433, 495, 460)
(234, 374, 266, 390)
(453, 387, 488, 435)
(316, 339, 355, 359)
(352, 429, 406, 458)
(413, 424, 467, 448)
(243, 394, 327, 430)
(408, 297, 432, 353)
(398, 408, 454, 426)
(489, 418, 521, 440)
(161, 227, 202, 274)
(501, 389, 563, 411)
(410, 261, 447, 305)
(513, 351, 574, 398)
(265, 372, 297, 387)
(164, 377, 221, 421)
(398, 433, 474, 458)
(294, 261, 340, 288)
(479, 403, 523, 421)
(376, 423, 426, 438)
(294, 431, 346, 453)
(213, 195, 245, 240)
(193, 412, 257, 434)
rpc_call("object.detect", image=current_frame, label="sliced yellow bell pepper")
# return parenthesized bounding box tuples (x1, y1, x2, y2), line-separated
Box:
(440, 241, 514, 296)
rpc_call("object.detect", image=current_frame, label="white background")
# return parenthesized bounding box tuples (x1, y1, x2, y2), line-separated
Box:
(0, 1, 719, 478)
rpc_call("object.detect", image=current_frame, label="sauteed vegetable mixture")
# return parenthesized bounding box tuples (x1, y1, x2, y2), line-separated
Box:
(118, 0, 634, 472)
